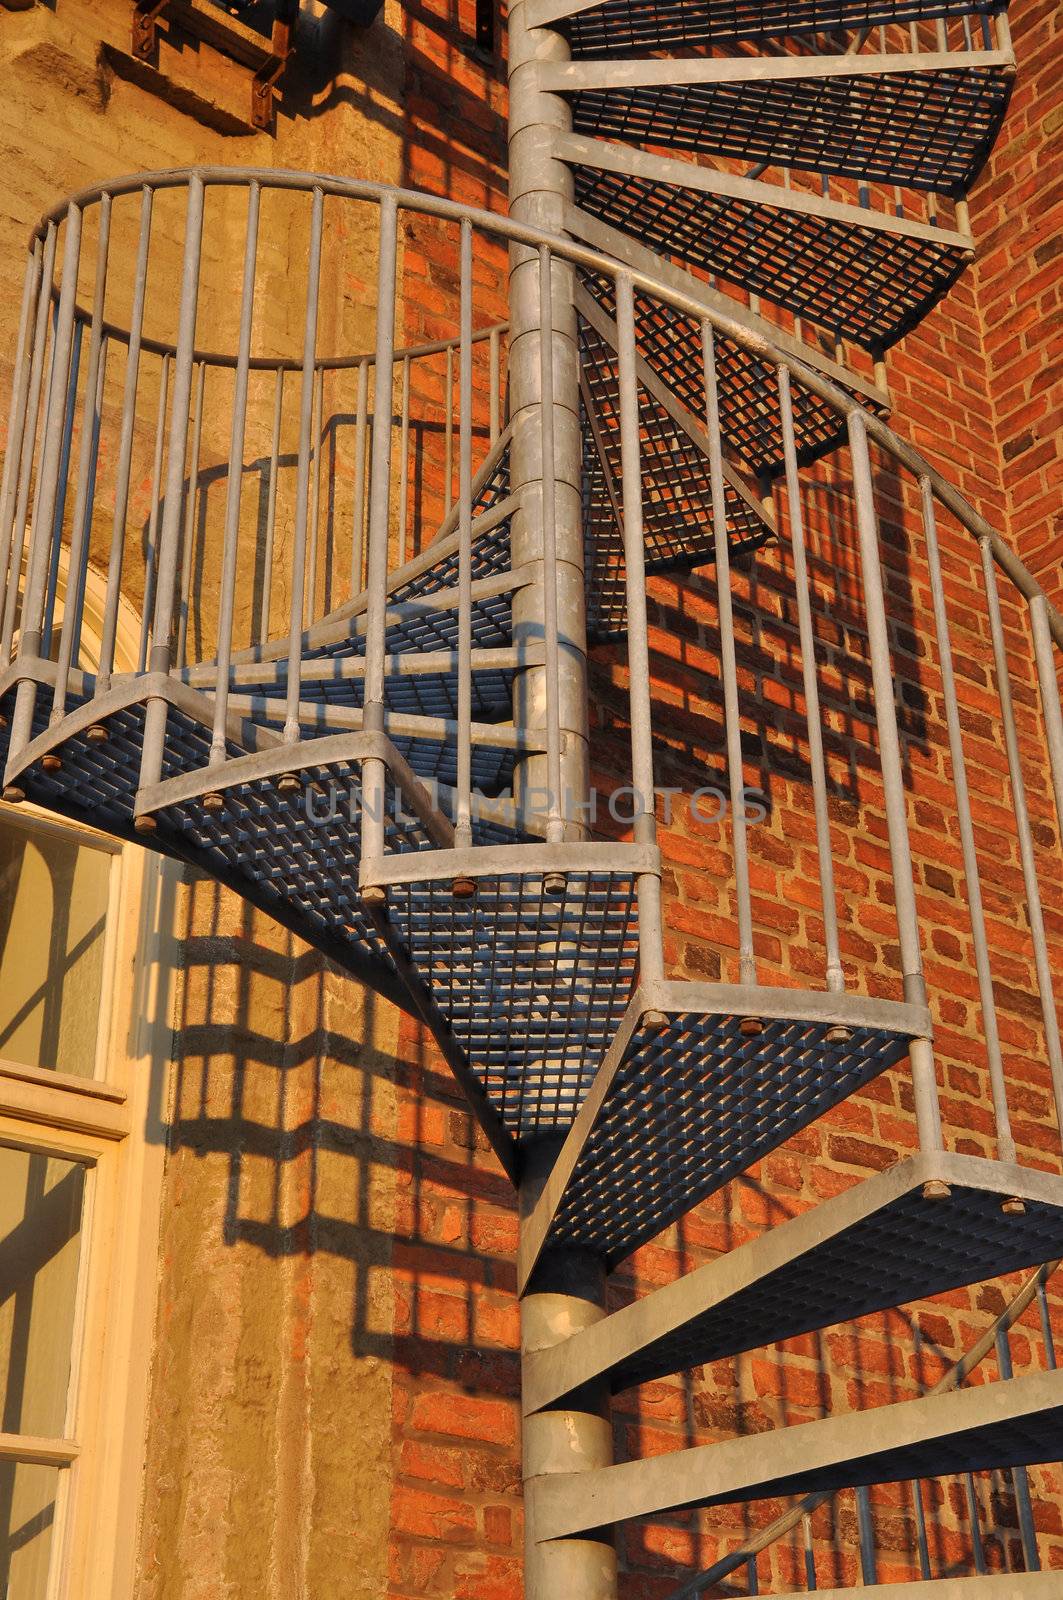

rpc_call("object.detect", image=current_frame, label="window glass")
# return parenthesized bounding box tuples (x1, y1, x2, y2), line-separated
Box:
(0, 818, 111, 1078)
(0, 1146, 85, 1438)
(0, 1460, 58, 1600)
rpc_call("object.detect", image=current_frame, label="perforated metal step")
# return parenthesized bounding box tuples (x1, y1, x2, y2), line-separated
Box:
(519, 980, 930, 1285)
(536, 0, 1011, 56)
(561, 56, 1012, 195)
(523, 1153, 1063, 1409)
(568, 144, 971, 350)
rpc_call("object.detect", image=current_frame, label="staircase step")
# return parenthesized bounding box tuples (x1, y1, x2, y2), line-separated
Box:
(364, 842, 653, 1139)
(530, 1367, 1063, 1537)
(523, 1152, 1063, 1410)
(563, 135, 971, 350)
(750, 1579, 1059, 1600)
(551, 53, 1013, 196)
(518, 979, 930, 1289)
(530, 0, 1010, 55)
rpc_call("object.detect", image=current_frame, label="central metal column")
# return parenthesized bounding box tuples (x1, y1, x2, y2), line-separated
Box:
(521, 1146, 618, 1600)
(507, 0, 589, 833)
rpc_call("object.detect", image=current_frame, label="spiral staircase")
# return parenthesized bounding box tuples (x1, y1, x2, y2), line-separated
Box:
(1, 0, 1063, 1593)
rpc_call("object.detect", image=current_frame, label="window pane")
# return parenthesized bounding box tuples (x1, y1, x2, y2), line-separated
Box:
(0, 818, 111, 1078)
(0, 1460, 58, 1600)
(0, 1147, 85, 1438)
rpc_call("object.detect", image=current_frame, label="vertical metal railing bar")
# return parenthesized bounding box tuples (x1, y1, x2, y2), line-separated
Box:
(745, 1553, 758, 1594)
(704, 319, 756, 992)
(14, 293, 59, 662)
(51, 191, 112, 718)
(445, 341, 454, 515)
(1, 225, 57, 665)
(615, 274, 664, 989)
(351, 354, 369, 595)
(489, 325, 501, 445)
(0, 239, 44, 645)
(778, 364, 844, 994)
(359, 192, 399, 892)
(257, 363, 283, 648)
(963, 1472, 989, 1575)
(1029, 593, 1063, 848)
(848, 410, 944, 1160)
(910, 1476, 933, 1580)
(922, 479, 1016, 1164)
(210, 178, 261, 768)
(855, 1485, 878, 1584)
(176, 360, 205, 670)
(97, 186, 153, 694)
(66, 332, 108, 676)
(801, 1511, 816, 1590)
(41, 317, 83, 661)
(136, 174, 205, 812)
(137, 350, 171, 674)
(980, 535, 1063, 1138)
(6, 201, 83, 774)
(306, 359, 324, 627)
(994, 1326, 1041, 1570)
(537, 243, 565, 850)
(454, 219, 475, 854)
(282, 183, 325, 749)
(398, 353, 411, 567)
(1037, 1279, 1057, 1370)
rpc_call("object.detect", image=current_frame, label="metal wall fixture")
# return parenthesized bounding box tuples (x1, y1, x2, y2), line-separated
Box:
(0, 0, 1060, 1584)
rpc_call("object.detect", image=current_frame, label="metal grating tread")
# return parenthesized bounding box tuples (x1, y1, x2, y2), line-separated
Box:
(580, 314, 773, 570)
(559, 0, 1009, 55)
(548, 1009, 910, 1265)
(386, 869, 641, 1137)
(573, 165, 970, 349)
(582, 410, 630, 642)
(567, 63, 1011, 195)
(544, 1160, 1063, 1400)
(228, 664, 517, 724)
(580, 272, 858, 474)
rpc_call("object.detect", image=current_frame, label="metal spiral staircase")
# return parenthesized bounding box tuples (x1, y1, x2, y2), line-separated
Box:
(1, 0, 1062, 1591)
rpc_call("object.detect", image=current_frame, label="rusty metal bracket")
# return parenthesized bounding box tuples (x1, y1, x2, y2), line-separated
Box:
(250, 1, 296, 131)
(132, 0, 170, 59)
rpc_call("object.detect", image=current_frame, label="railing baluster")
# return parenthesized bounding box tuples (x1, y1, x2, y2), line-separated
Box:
(964, 1472, 989, 1575)
(52, 192, 113, 721)
(176, 360, 206, 670)
(0, 239, 45, 651)
(136, 173, 204, 821)
(855, 1486, 877, 1584)
(704, 320, 756, 994)
(398, 353, 411, 567)
(209, 178, 260, 774)
(6, 201, 83, 780)
(615, 274, 664, 990)
(995, 1326, 1041, 1570)
(1, 223, 56, 666)
(281, 184, 325, 754)
(454, 220, 475, 860)
(489, 324, 501, 444)
(445, 340, 454, 515)
(538, 243, 564, 854)
(921, 479, 1017, 1167)
(778, 364, 844, 994)
(980, 537, 1063, 1138)
(351, 354, 369, 594)
(1029, 592, 1063, 849)
(848, 410, 943, 1165)
(306, 358, 324, 627)
(97, 186, 153, 694)
(67, 333, 108, 676)
(359, 193, 399, 894)
(41, 317, 83, 662)
(137, 351, 170, 674)
(910, 1478, 932, 1580)
(1037, 1277, 1058, 1371)
(257, 364, 283, 647)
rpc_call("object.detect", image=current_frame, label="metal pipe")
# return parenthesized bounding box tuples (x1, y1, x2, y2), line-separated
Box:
(136, 174, 205, 816)
(176, 360, 206, 669)
(97, 186, 153, 692)
(778, 364, 844, 993)
(51, 193, 113, 721)
(921, 479, 1015, 1164)
(0, 240, 45, 647)
(980, 536, 1063, 1138)
(614, 276, 664, 987)
(359, 193, 399, 891)
(704, 321, 756, 990)
(41, 318, 83, 661)
(489, 324, 501, 444)
(211, 179, 260, 767)
(995, 1327, 1041, 1570)
(137, 351, 171, 673)
(351, 355, 369, 593)
(1, 224, 57, 663)
(307, 358, 323, 626)
(397, 354, 410, 566)
(445, 341, 454, 515)
(1030, 593, 1063, 849)
(454, 220, 475, 853)
(67, 334, 108, 675)
(6, 202, 83, 777)
(538, 243, 565, 849)
(282, 184, 325, 748)
(258, 364, 283, 646)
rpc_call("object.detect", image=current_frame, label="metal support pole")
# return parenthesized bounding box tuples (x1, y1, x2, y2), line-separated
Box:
(521, 1144, 617, 1600)
(508, 0, 589, 843)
